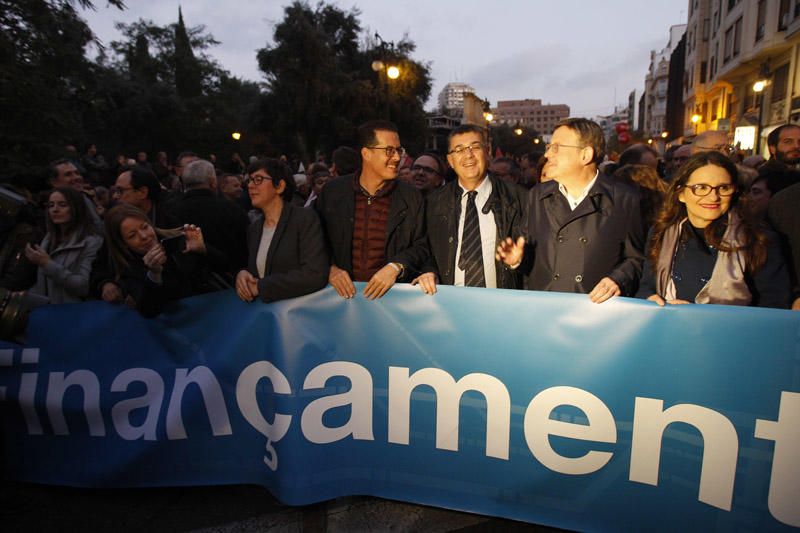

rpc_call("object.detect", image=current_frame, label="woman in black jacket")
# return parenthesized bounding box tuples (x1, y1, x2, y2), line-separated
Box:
(235, 158, 328, 303)
(636, 151, 790, 308)
(103, 204, 212, 317)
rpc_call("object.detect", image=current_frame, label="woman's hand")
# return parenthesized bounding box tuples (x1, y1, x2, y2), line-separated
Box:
(647, 294, 691, 306)
(235, 270, 259, 302)
(143, 243, 166, 274)
(24, 243, 50, 267)
(183, 224, 206, 254)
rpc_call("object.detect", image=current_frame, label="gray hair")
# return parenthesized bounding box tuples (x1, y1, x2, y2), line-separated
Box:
(182, 159, 216, 189)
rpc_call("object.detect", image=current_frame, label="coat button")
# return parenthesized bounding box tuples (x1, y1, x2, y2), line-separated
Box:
(553, 274, 560, 280)
(557, 236, 565, 243)
(445, 270, 450, 276)
(575, 275, 583, 282)
(448, 236, 454, 243)
(580, 237, 588, 244)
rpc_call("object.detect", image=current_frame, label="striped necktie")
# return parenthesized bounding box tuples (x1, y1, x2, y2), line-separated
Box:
(458, 190, 486, 287)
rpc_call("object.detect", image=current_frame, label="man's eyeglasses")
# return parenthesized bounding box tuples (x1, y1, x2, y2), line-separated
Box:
(448, 142, 483, 157)
(545, 143, 585, 154)
(365, 145, 405, 159)
(682, 183, 736, 197)
(243, 174, 271, 186)
(695, 144, 735, 154)
(110, 186, 135, 196)
(411, 164, 440, 175)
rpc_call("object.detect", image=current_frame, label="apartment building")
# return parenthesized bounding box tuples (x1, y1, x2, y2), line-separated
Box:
(491, 99, 570, 134)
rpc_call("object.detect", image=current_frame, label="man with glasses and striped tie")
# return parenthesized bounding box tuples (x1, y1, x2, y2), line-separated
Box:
(412, 124, 526, 294)
(496, 118, 645, 303)
(316, 120, 427, 300)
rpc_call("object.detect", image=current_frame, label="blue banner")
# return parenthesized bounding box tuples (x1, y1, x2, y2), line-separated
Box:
(1, 285, 798, 531)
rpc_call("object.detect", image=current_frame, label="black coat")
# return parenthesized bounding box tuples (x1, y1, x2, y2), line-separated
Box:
(316, 174, 427, 281)
(424, 177, 526, 288)
(520, 175, 645, 295)
(246, 203, 329, 303)
(169, 188, 249, 276)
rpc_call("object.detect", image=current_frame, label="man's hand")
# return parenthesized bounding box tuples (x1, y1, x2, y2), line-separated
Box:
(646, 294, 692, 306)
(235, 270, 259, 302)
(411, 272, 438, 295)
(183, 224, 206, 254)
(496, 236, 525, 267)
(588, 277, 621, 304)
(101, 282, 123, 303)
(329, 265, 355, 299)
(792, 297, 800, 311)
(363, 263, 400, 300)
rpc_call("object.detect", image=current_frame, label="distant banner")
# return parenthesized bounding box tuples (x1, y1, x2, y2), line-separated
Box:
(1, 286, 799, 531)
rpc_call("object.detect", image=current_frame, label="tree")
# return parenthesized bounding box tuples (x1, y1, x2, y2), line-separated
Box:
(256, 1, 432, 160)
(0, 0, 124, 179)
(490, 124, 543, 158)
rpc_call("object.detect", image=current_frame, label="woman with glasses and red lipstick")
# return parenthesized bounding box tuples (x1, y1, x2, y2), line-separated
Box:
(636, 151, 790, 308)
(234, 158, 328, 303)
(25, 187, 103, 305)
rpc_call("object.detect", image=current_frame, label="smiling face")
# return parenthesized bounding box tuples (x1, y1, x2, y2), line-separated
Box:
(678, 164, 734, 228)
(544, 126, 590, 183)
(120, 216, 157, 255)
(47, 191, 72, 226)
(447, 131, 487, 186)
(361, 129, 402, 181)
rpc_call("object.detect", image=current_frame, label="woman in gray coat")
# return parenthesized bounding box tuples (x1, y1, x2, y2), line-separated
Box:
(25, 187, 103, 304)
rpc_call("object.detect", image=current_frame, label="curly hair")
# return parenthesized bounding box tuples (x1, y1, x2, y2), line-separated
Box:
(648, 151, 767, 273)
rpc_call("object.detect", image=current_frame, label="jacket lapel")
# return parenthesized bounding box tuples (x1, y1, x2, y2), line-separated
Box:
(264, 204, 291, 276)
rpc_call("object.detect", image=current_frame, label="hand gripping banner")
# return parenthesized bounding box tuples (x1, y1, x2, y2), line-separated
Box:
(1, 285, 798, 531)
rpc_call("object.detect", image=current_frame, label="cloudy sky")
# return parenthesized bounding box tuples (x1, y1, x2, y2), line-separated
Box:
(81, 0, 688, 117)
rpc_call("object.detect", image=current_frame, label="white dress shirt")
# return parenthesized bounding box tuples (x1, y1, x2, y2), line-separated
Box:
(454, 176, 497, 288)
(558, 170, 599, 211)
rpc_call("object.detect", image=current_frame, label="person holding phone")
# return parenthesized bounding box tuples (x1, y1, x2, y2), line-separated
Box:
(25, 187, 103, 304)
(101, 203, 211, 317)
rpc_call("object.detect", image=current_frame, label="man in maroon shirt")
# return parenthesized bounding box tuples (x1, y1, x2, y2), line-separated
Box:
(316, 120, 427, 300)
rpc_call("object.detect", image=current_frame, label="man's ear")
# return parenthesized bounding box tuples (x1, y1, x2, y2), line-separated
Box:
(582, 147, 595, 166)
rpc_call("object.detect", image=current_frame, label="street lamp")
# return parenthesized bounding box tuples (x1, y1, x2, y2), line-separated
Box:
(533, 138, 540, 145)
(660, 131, 668, 139)
(386, 66, 400, 80)
(513, 123, 523, 136)
(231, 132, 241, 141)
(691, 113, 701, 135)
(647, 139, 653, 145)
(753, 79, 767, 155)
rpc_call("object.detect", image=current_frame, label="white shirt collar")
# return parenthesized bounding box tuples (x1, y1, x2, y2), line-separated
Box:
(558, 170, 598, 210)
(459, 174, 492, 204)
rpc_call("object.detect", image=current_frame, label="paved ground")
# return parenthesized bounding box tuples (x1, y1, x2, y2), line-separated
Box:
(1, 481, 560, 532)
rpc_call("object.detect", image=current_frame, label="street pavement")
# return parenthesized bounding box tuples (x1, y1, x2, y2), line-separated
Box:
(1, 480, 560, 532)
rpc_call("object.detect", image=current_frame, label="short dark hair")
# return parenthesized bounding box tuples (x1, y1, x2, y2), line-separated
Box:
(447, 124, 486, 148)
(357, 120, 398, 148)
(492, 156, 521, 173)
(767, 124, 800, 152)
(618, 144, 658, 167)
(247, 158, 295, 202)
(130, 166, 161, 202)
(175, 151, 198, 166)
(46, 158, 73, 185)
(555, 118, 605, 165)
(332, 146, 360, 175)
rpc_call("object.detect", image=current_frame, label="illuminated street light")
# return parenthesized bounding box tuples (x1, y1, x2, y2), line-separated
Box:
(371, 60, 385, 72)
(533, 138, 540, 144)
(753, 80, 766, 93)
(691, 114, 700, 124)
(647, 139, 653, 145)
(513, 123, 523, 136)
(660, 131, 668, 139)
(231, 132, 241, 141)
(387, 66, 400, 80)
(753, 79, 768, 154)
(483, 112, 494, 122)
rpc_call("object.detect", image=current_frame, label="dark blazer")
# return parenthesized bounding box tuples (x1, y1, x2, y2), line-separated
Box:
(520, 174, 645, 295)
(246, 202, 328, 303)
(424, 176, 526, 288)
(316, 174, 427, 281)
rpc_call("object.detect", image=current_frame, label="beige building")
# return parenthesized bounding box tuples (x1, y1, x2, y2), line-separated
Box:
(644, 24, 687, 137)
(491, 99, 570, 134)
(683, 0, 800, 154)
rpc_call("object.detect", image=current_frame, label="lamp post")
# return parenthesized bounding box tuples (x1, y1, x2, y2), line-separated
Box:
(231, 132, 241, 141)
(513, 122, 523, 136)
(753, 80, 767, 155)
(371, 33, 401, 119)
(691, 113, 701, 135)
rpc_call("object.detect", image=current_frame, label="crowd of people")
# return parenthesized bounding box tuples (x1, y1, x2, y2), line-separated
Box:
(0, 118, 797, 330)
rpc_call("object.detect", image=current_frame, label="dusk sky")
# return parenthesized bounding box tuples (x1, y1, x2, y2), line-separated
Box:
(81, 1, 688, 118)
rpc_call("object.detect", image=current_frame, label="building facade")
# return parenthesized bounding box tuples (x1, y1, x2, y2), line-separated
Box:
(491, 99, 570, 134)
(643, 24, 688, 138)
(437, 82, 475, 113)
(682, 0, 800, 154)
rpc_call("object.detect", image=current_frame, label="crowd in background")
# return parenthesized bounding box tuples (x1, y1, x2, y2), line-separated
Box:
(0, 118, 797, 332)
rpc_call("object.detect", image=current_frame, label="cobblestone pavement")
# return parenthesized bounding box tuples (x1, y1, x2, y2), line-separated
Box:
(1, 481, 561, 532)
